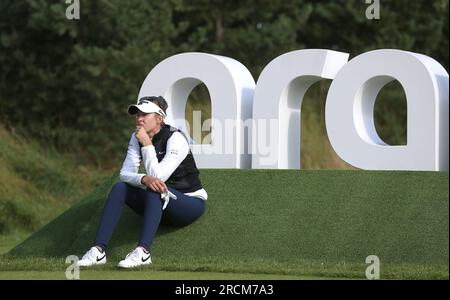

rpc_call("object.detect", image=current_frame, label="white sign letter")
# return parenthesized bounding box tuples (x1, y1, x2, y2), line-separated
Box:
(252, 49, 349, 169)
(325, 49, 449, 171)
(137, 52, 255, 168)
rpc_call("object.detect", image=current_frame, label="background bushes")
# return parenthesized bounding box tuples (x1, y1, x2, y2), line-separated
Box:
(0, 0, 447, 168)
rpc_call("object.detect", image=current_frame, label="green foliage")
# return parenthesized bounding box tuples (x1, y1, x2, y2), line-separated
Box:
(173, 0, 312, 77)
(0, 0, 177, 166)
(303, 0, 448, 64)
(0, 0, 448, 167)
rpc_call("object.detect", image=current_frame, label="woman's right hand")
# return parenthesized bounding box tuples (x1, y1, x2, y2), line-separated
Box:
(141, 175, 168, 193)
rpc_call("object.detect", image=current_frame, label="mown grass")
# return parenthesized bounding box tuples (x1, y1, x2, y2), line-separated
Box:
(4, 169, 448, 280)
(0, 270, 322, 280)
(0, 254, 447, 280)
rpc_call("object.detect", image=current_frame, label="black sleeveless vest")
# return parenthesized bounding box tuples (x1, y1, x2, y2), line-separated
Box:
(141, 124, 203, 193)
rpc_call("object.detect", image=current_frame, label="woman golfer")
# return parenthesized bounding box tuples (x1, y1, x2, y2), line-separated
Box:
(77, 96, 207, 268)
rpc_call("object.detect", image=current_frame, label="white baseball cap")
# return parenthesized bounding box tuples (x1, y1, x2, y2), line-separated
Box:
(128, 98, 166, 117)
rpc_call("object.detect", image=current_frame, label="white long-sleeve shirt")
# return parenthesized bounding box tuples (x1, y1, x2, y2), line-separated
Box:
(119, 132, 208, 200)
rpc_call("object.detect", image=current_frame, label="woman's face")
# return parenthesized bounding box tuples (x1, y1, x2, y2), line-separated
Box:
(135, 111, 163, 134)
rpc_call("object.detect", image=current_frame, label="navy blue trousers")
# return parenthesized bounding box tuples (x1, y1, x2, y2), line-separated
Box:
(93, 182, 205, 251)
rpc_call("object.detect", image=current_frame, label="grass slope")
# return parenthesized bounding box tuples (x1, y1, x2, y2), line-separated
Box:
(0, 126, 109, 234)
(4, 170, 448, 279)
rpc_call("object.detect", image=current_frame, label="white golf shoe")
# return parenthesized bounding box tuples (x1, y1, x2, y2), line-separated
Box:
(117, 247, 152, 268)
(76, 246, 106, 267)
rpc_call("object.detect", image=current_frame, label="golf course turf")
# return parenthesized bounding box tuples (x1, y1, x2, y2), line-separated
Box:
(2, 170, 448, 279)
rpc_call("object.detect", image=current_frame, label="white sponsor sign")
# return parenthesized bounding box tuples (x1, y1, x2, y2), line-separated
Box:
(137, 49, 449, 171)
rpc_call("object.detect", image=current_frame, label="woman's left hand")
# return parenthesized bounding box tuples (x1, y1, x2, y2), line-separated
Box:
(136, 126, 152, 146)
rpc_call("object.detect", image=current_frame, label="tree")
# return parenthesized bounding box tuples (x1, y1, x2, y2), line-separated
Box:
(0, 0, 178, 166)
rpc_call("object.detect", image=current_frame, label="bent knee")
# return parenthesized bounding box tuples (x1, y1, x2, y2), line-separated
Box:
(144, 188, 161, 198)
(111, 181, 129, 192)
